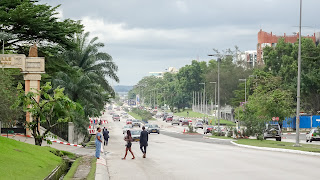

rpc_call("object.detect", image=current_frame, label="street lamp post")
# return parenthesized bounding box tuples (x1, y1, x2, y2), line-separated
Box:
(295, 0, 303, 147)
(239, 79, 247, 102)
(208, 55, 221, 128)
(199, 83, 206, 114)
(210, 82, 217, 125)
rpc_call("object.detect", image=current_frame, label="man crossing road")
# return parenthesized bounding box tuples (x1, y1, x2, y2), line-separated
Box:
(140, 126, 148, 158)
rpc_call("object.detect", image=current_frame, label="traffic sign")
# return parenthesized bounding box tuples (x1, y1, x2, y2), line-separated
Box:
(272, 117, 276, 121)
(275, 117, 279, 121)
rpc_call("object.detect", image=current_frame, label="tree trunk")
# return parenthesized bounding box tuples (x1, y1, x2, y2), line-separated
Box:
(34, 137, 42, 146)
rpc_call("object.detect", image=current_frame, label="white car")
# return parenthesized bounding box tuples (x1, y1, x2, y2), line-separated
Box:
(122, 125, 133, 134)
(306, 129, 320, 142)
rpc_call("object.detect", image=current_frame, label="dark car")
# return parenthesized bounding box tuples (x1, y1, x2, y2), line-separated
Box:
(204, 125, 214, 134)
(166, 116, 173, 122)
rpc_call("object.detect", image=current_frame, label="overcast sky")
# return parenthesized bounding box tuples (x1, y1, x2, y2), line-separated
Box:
(42, 0, 319, 85)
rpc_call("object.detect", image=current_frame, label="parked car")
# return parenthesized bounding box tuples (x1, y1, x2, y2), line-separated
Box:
(132, 119, 141, 127)
(306, 129, 320, 142)
(178, 117, 185, 122)
(171, 118, 180, 125)
(166, 116, 173, 122)
(126, 119, 133, 125)
(109, 111, 115, 115)
(204, 125, 214, 134)
(122, 125, 133, 134)
(263, 124, 281, 141)
(212, 126, 227, 136)
(181, 120, 189, 126)
(129, 129, 142, 141)
(196, 119, 204, 123)
(148, 124, 160, 134)
(194, 122, 204, 129)
(155, 112, 162, 118)
(112, 114, 120, 121)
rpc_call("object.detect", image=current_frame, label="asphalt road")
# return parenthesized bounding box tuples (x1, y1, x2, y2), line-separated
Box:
(102, 110, 320, 180)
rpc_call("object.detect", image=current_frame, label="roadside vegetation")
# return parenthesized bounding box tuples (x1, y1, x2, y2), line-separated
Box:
(0, 0, 119, 144)
(235, 139, 320, 153)
(0, 136, 64, 180)
(130, 108, 154, 121)
(63, 157, 82, 180)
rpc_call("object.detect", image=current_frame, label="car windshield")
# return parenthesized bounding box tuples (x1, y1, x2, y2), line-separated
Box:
(124, 125, 131, 128)
(153, 125, 159, 128)
(207, 126, 213, 128)
(114, 115, 119, 117)
(131, 130, 141, 135)
(268, 125, 279, 130)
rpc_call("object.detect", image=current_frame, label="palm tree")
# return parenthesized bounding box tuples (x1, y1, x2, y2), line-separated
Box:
(65, 32, 119, 94)
(53, 32, 119, 117)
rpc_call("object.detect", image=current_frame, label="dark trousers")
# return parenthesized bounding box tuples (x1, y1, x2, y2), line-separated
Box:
(140, 145, 147, 154)
(104, 139, 108, 146)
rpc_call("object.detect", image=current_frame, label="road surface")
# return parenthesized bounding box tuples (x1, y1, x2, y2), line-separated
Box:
(102, 110, 320, 180)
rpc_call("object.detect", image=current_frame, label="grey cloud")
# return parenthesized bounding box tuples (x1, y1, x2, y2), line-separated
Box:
(40, 0, 320, 85)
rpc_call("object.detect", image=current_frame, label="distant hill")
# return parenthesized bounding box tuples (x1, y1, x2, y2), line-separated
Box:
(113, 85, 133, 93)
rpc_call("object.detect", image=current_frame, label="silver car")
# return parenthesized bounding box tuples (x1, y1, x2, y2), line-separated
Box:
(122, 125, 133, 134)
(263, 124, 281, 141)
(148, 124, 160, 134)
(194, 122, 204, 129)
(132, 119, 141, 127)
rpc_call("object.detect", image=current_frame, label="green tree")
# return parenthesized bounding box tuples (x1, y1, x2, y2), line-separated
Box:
(52, 32, 118, 118)
(236, 71, 295, 139)
(13, 82, 81, 146)
(0, 70, 23, 126)
(263, 38, 320, 114)
(0, 0, 83, 53)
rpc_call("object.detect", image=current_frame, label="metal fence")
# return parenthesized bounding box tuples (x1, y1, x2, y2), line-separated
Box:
(42, 122, 68, 141)
(0, 121, 26, 134)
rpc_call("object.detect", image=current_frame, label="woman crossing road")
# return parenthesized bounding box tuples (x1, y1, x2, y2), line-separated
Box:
(122, 130, 135, 160)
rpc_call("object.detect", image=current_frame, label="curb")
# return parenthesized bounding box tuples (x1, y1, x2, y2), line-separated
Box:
(231, 141, 320, 156)
(49, 139, 83, 147)
(203, 136, 233, 141)
(283, 133, 306, 135)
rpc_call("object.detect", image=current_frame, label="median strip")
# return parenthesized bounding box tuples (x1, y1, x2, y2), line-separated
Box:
(231, 139, 320, 156)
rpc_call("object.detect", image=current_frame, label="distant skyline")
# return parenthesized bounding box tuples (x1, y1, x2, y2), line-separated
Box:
(42, 0, 320, 85)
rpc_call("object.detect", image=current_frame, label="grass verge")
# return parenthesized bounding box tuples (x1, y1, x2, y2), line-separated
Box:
(0, 136, 62, 180)
(210, 135, 234, 139)
(174, 109, 205, 118)
(86, 158, 97, 180)
(63, 157, 82, 180)
(128, 112, 155, 120)
(235, 139, 320, 153)
(209, 119, 236, 126)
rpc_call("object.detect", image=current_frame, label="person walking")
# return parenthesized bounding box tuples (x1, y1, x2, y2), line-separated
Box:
(122, 130, 135, 160)
(140, 126, 148, 158)
(95, 127, 103, 159)
(103, 127, 109, 146)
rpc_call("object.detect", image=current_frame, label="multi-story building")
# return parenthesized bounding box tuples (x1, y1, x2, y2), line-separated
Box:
(237, 50, 257, 68)
(149, 67, 179, 78)
(257, 29, 317, 64)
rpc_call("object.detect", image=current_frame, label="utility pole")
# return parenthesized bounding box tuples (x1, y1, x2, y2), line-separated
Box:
(210, 82, 217, 124)
(239, 79, 247, 102)
(199, 83, 206, 114)
(295, 0, 302, 147)
(198, 91, 200, 112)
